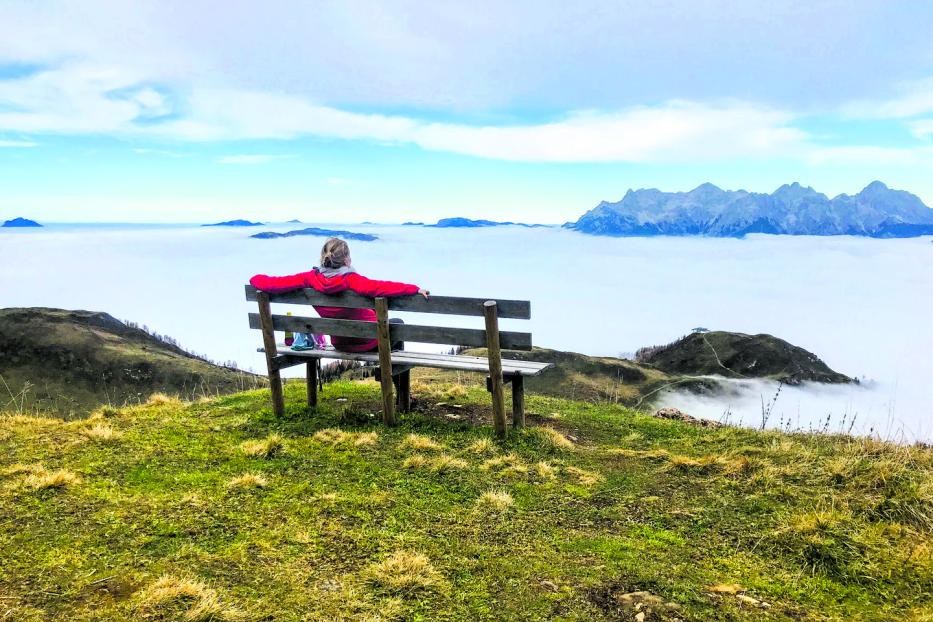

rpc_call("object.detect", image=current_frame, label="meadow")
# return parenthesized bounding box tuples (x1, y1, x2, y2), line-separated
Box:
(2, 377, 930, 620)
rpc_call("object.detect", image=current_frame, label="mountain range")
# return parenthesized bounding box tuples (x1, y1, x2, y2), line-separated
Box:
(566, 181, 933, 238)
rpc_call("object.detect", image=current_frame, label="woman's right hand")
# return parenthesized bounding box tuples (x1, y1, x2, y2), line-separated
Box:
(418, 288, 430, 299)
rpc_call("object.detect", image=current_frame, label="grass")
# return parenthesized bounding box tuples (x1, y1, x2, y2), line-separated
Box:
(0, 379, 931, 620)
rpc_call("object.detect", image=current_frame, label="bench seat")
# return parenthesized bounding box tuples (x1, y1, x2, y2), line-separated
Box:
(271, 344, 552, 376)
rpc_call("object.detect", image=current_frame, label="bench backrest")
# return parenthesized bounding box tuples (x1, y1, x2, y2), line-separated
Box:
(244, 284, 533, 350)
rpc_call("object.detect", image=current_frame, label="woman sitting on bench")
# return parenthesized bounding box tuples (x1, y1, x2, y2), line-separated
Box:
(249, 237, 429, 352)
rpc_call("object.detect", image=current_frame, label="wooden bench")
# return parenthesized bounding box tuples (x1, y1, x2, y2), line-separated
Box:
(245, 285, 551, 437)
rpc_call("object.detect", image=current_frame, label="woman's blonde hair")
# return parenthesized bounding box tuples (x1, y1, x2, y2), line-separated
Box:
(320, 238, 351, 269)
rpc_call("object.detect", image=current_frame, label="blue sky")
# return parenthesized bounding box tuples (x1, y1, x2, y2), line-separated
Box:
(2, 0, 933, 223)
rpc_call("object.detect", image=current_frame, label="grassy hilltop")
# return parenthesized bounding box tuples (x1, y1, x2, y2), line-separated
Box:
(1, 379, 930, 621)
(0, 308, 264, 415)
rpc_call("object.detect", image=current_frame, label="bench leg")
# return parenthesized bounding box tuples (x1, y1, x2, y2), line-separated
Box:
(268, 371, 285, 417)
(307, 360, 318, 407)
(257, 291, 286, 417)
(375, 297, 396, 426)
(511, 374, 524, 429)
(399, 370, 411, 412)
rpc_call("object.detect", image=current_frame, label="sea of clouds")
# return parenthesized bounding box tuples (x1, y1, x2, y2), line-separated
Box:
(1, 224, 930, 441)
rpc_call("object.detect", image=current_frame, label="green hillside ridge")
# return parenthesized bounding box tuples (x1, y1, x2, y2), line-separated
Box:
(636, 331, 851, 385)
(0, 308, 265, 415)
(1, 379, 929, 621)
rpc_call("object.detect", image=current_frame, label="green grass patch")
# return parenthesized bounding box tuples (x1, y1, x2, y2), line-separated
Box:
(1, 379, 930, 620)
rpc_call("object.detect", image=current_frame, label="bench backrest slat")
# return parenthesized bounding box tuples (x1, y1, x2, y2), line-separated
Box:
(248, 312, 533, 350)
(244, 285, 530, 319)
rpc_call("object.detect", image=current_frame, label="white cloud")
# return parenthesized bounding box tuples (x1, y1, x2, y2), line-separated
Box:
(842, 77, 933, 119)
(807, 145, 933, 166)
(0, 65, 807, 163)
(0, 139, 37, 147)
(217, 154, 296, 165)
(909, 119, 933, 139)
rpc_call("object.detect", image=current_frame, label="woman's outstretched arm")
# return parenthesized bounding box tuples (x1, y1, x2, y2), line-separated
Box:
(346, 273, 426, 298)
(249, 271, 314, 293)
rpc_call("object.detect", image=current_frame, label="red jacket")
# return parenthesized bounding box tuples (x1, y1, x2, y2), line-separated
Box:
(249, 268, 419, 352)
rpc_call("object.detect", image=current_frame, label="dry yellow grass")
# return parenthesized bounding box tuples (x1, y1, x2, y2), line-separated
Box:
(481, 453, 524, 471)
(313, 428, 379, 448)
(1, 462, 44, 477)
(24, 467, 81, 490)
(539, 427, 575, 450)
(313, 428, 351, 444)
(240, 433, 284, 458)
(0, 414, 60, 429)
(608, 448, 672, 461)
(465, 438, 497, 454)
(354, 431, 379, 446)
(227, 473, 268, 489)
(565, 466, 602, 486)
(147, 393, 182, 407)
(89, 405, 121, 419)
(709, 583, 745, 594)
(403, 453, 468, 472)
(363, 551, 442, 593)
(81, 422, 122, 441)
(134, 574, 245, 621)
(401, 433, 444, 451)
(533, 461, 558, 480)
(476, 490, 514, 511)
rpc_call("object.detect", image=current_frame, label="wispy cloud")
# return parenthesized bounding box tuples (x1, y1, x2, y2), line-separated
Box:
(0, 139, 38, 147)
(217, 153, 296, 165)
(842, 77, 933, 119)
(133, 147, 187, 158)
(0, 65, 808, 163)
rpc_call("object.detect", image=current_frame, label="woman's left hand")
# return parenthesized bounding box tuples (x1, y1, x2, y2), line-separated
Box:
(418, 288, 430, 299)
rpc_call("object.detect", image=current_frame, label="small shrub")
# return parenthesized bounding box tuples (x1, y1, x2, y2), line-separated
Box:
(364, 551, 442, 594)
(240, 433, 284, 458)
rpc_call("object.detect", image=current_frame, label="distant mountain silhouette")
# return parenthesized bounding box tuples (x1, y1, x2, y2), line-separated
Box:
(2, 217, 42, 227)
(567, 181, 933, 237)
(202, 219, 263, 227)
(426, 217, 548, 228)
(251, 227, 378, 241)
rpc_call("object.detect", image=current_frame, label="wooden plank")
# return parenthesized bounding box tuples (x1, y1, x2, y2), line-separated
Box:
(269, 345, 552, 375)
(270, 354, 307, 372)
(375, 297, 396, 426)
(484, 301, 507, 438)
(250, 313, 532, 350)
(382, 350, 546, 369)
(256, 292, 286, 417)
(511, 375, 525, 429)
(249, 313, 376, 339)
(307, 361, 318, 407)
(244, 284, 531, 319)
